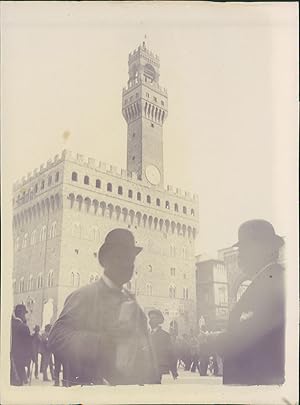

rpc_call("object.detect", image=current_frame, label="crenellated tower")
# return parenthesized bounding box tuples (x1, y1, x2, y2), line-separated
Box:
(122, 41, 168, 189)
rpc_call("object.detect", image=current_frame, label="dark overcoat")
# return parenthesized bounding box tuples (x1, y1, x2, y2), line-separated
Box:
(217, 263, 285, 385)
(11, 317, 32, 367)
(150, 327, 178, 378)
(48, 279, 159, 386)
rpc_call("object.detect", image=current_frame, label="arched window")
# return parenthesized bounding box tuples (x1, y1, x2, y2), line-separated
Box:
(40, 226, 47, 242)
(30, 276, 34, 291)
(183, 206, 187, 214)
(72, 172, 78, 182)
(27, 275, 33, 291)
(118, 186, 123, 195)
(89, 274, 95, 284)
(19, 277, 25, 293)
(169, 285, 176, 298)
(76, 272, 80, 287)
(174, 203, 179, 212)
(84, 175, 89, 185)
(156, 198, 160, 206)
(96, 179, 101, 188)
(37, 273, 43, 289)
(191, 208, 195, 216)
(165, 201, 170, 209)
(92, 226, 99, 241)
(30, 230, 36, 245)
(71, 272, 75, 286)
(183, 287, 189, 300)
(48, 176, 52, 186)
(41, 180, 45, 190)
(48, 271, 54, 287)
(146, 195, 151, 204)
(72, 223, 81, 238)
(137, 192, 141, 201)
(55, 172, 59, 182)
(49, 221, 57, 239)
(170, 245, 176, 257)
(107, 183, 112, 192)
(128, 189, 133, 198)
(34, 184, 38, 193)
(146, 283, 153, 296)
(22, 233, 28, 248)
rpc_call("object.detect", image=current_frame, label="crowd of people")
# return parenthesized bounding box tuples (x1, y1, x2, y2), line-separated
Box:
(11, 220, 285, 387)
(10, 305, 66, 386)
(10, 302, 220, 387)
(174, 329, 221, 377)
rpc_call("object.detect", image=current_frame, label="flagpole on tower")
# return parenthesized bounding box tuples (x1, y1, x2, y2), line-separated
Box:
(143, 34, 147, 48)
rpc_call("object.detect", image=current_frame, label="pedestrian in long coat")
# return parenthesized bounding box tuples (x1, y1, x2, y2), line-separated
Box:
(148, 309, 178, 383)
(205, 220, 285, 385)
(10, 304, 32, 385)
(49, 229, 159, 386)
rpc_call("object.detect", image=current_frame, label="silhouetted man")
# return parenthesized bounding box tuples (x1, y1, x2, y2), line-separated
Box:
(148, 309, 178, 383)
(49, 229, 159, 385)
(204, 219, 285, 385)
(10, 304, 32, 385)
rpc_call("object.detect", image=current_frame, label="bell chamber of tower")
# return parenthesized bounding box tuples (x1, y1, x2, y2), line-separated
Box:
(122, 42, 168, 189)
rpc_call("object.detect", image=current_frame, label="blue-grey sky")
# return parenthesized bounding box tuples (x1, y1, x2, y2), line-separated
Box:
(1, 2, 298, 256)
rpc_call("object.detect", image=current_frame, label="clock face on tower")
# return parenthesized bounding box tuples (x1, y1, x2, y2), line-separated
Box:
(145, 165, 161, 185)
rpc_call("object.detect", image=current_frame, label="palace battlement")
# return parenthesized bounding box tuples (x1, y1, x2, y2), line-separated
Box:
(13, 150, 199, 202)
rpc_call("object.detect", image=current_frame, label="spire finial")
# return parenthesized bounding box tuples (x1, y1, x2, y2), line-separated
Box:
(143, 34, 147, 48)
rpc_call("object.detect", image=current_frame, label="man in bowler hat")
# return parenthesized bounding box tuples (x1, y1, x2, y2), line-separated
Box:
(204, 219, 285, 385)
(49, 228, 159, 385)
(10, 304, 32, 385)
(148, 309, 178, 383)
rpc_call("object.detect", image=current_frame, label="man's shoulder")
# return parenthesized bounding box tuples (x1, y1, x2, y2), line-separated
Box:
(252, 263, 284, 294)
(11, 317, 28, 331)
(156, 328, 171, 340)
(65, 279, 106, 304)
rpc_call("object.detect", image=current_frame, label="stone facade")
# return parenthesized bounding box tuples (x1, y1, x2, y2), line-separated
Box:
(12, 42, 199, 335)
(195, 258, 229, 331)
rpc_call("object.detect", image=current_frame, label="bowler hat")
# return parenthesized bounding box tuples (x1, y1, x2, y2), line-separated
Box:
(148, 309, 164, 324)
(232, 219, 284, 248)
(98, 228, 142, 267)
(15, 304, 28, 316)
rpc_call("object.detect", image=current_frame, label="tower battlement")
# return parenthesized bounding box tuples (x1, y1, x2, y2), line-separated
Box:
(13, 149, 198, 202)
(129, 42, 160, 66)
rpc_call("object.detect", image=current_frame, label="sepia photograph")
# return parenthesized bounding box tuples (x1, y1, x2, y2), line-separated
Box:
(0, 1, 298, 404)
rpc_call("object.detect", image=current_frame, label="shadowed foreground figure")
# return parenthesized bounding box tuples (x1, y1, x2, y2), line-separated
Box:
(204, 219, 285, 385)
(148, 309, 178, 383)
(49, 229, 159, 385)
(10, 304, 32, 386)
